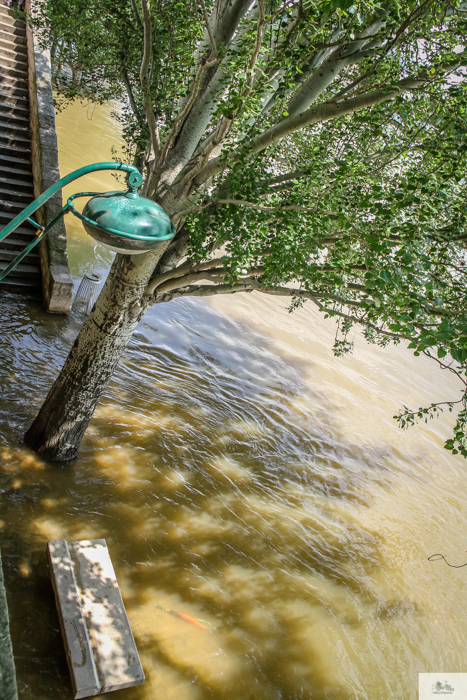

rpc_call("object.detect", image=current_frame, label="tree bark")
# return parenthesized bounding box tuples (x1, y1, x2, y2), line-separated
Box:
(24, 249, 163, 461)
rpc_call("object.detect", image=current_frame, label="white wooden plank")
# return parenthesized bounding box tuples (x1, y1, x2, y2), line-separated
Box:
(68, 539, 145, 694)
(48, 539, 145, 697)
(47, 540, 100, 699)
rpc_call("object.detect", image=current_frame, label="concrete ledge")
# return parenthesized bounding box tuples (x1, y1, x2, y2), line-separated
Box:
(26, 0, 73, 314)
(48, 539, 145, 699)
(0, 550, 18, 700)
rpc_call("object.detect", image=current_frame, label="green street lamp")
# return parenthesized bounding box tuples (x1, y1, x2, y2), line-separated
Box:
(0, 162, 176, 281)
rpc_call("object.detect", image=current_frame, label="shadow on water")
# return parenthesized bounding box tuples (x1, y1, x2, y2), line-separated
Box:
(0, 292, 443, 699)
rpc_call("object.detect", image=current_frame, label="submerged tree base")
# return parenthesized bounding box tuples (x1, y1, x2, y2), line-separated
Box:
(25, 251, 158, 461)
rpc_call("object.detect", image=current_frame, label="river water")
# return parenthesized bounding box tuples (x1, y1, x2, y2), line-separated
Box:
(1, 100, 466, 700)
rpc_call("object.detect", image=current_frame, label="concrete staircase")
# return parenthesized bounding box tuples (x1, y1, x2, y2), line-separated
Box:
(0, 2, 42, 296)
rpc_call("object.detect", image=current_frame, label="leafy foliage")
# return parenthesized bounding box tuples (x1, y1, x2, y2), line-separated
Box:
(30, 0, 467, 453)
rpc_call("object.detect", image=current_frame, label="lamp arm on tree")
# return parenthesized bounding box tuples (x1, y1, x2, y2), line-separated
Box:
(0, 162, 145, 282)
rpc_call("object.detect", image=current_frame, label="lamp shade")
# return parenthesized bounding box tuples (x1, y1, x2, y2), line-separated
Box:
(81, 191, 175, 254)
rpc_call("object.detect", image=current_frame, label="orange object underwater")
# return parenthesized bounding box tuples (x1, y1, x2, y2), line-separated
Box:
(155, 604, 210, 630)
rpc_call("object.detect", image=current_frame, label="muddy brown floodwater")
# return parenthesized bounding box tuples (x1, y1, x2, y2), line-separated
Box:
(1, 100, 466, 700)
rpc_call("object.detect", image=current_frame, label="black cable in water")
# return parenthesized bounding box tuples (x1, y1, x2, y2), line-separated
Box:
(428, 553, 467, 568)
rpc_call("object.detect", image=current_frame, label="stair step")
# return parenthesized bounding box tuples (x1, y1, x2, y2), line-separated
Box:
(0, 36, 27, 55)
(0, 244, 39, 258)
(0, 137, 31, 154)
(0, 197, 28, 211)
(0, 202, 36, 220)
(0, 8, 27, 28)
(0, 7, 19, 23)
(0, 31, 26, 48)
(0, 258, 41, 275)
(0, 91, 29, 109)
(0, 18, 27, 33)
(0, 59, 28, 77)
(0, 96, 29, 112)
(0, 135, 31, 151)
(0, 22, 27, 40)
(0, 173, 33, 191)
(0, 70, 28, 87)
(0, 119, 31, 136)
(0, 107, 29, 125)
(0, 137, 31, 151)
(0, 282, 42, 296)
(0, 5, 35, 308)
(0, 235, 36, 248)
(0, 90, 29, 105)
(0, 82, 29, 98)
(0, 35, 27, 54)
(0, 43, 28, 65)
(0, 209, 37, 228)
(0, 274, 41, 286)
(0, 229, 37, 244)
(1, 224, 38, 240)
(0, 205, 35, 218)
(0, 184, 33, 199)
(1, 231, 37, 244)
(0, 246, 39, 261)
(0, 164, 33, 180)
(0, 53, 28, 72)
(0, 126, 31, 144)
(0, 233, 37, 246)
(0, 154, 31, 171)
(0, 25, 27, 39)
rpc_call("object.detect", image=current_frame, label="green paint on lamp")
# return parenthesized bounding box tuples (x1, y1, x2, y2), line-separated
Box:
(73, 190, 175, 254)
(0, 163, 176, 281)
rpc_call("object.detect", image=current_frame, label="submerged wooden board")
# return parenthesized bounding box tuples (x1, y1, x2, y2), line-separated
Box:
(47, 539, 145, 699)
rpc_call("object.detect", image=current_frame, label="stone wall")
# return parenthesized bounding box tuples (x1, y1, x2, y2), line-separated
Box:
(25, 0, 73, 313)
(0, 550, 18, 700)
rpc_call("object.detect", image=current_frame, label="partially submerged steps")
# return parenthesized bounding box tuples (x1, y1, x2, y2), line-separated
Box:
(0, 0, 72, 311)
(0, 3, 40, 296)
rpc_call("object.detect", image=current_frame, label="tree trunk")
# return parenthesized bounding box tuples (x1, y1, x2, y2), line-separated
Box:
(24, 250, 161, 461)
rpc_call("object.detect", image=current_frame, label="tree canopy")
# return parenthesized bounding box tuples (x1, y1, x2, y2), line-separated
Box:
(31, 0, 467, 454)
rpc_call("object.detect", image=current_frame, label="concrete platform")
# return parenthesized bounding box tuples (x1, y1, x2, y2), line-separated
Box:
(47, 539, 145, 699)
(0, 549, 18, 700)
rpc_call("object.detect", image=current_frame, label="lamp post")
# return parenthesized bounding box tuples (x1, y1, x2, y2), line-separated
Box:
(0, 162, 176, 282)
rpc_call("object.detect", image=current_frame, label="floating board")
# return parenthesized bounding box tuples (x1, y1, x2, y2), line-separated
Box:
(47, 539, 145, 699)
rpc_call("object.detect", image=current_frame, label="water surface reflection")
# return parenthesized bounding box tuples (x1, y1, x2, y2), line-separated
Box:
(0, 101, 466, 700)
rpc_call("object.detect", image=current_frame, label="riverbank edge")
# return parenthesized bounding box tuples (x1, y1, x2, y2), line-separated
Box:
(0, 550, 18, 700)
(26, 0, 73, 313)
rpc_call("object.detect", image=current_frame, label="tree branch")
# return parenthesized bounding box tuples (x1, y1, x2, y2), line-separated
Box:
(129, 0, 143, 32)
(261, 169, 308, 187)
(140, 0, 160, 158)
(177, 197, 337, 216)
(153, 53, 219, 185)
(200, 0, 217, 56)
(245, 0, 265, 97)
(167, 282, 254, 300)
(154, 277, 408, 343)
(250, 284, 409, 340)
(152, 228, 191, 276)
(154, 270, 227, 295)
(194, 75, 427, 186)
(286, 5, 389, 117)
(157, 0, 255, 186)
(122, 68, 142, 124)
